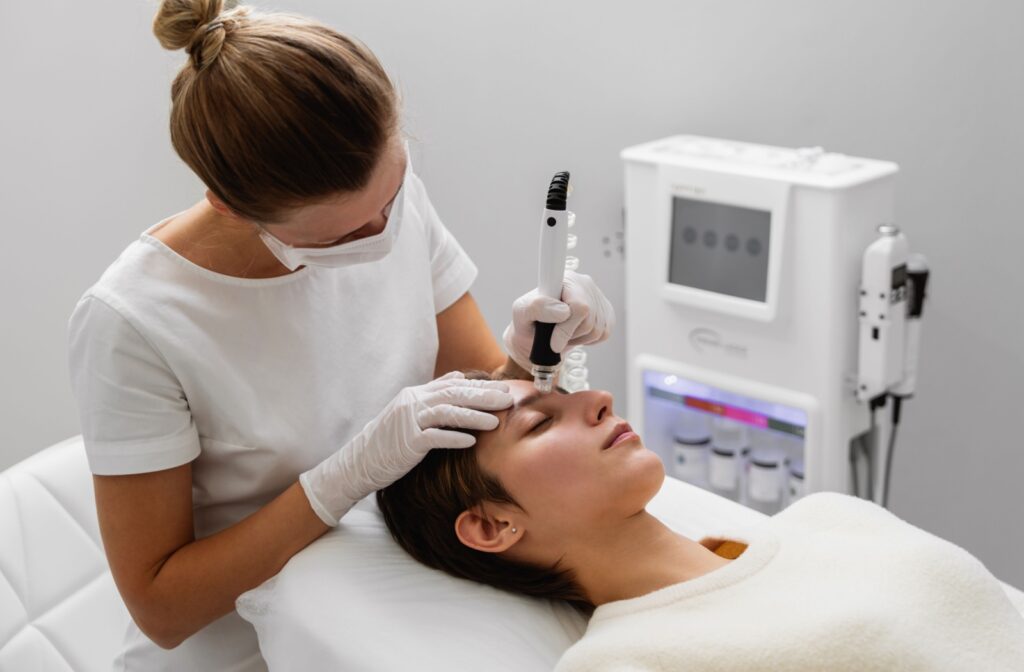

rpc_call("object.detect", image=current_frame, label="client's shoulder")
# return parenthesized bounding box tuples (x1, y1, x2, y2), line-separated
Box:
(772, 491, 900, 532)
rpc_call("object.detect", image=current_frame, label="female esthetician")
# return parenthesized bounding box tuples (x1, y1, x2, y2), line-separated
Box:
(66, 1, 613, 669)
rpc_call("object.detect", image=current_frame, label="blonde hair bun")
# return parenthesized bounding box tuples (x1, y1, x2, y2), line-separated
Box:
(153, 0, 248, 70)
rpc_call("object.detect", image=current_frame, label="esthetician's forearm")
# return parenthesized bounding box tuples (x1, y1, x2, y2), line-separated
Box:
(141, 481, 327, 648)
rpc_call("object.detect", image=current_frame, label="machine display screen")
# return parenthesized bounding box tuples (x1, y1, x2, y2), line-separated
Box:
(668, 197, 771, 302)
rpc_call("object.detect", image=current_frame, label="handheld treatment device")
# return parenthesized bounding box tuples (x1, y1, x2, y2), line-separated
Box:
(857, 228, 933, 508)
(881, 252, 930, 507)
(531, 171, 571, 392)
(856, 224, 909, 404)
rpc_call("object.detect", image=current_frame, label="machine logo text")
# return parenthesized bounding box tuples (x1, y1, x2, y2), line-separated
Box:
(689, 327, 748, 358)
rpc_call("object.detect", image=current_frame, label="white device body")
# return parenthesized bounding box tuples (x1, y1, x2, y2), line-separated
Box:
(856, 229, 909, 402)
(537, 209, 569, 299)
(622, 135, 898, 500)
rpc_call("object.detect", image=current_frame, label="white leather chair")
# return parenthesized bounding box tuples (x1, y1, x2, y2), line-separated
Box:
(0, 436, 130, 672)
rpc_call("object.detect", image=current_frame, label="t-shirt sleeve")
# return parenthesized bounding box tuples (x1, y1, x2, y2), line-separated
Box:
(67, 294, 201, 475)
(413, 174, 479, 313)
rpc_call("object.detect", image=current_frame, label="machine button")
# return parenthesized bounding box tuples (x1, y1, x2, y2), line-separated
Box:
(812, 153, 858, 175)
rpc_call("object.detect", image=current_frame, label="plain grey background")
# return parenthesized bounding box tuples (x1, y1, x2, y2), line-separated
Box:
(1, 1, 1021, 587)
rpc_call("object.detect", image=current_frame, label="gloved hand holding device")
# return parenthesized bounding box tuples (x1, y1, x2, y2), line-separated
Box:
(299, 371, 513, 526)
(502, 269, 616, 374)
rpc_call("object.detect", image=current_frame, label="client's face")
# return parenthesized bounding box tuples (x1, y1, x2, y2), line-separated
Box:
(473, 380, 665, 546)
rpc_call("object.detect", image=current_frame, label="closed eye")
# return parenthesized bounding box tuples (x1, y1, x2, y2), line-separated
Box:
(529, 416, 552, 433)
(528, 388, 567, 431)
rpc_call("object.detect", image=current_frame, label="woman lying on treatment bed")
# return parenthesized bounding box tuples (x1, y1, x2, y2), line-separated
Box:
(378, 375, 1024, 671)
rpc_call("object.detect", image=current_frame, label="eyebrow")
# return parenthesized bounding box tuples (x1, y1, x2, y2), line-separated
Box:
(501, 386, 569, 431)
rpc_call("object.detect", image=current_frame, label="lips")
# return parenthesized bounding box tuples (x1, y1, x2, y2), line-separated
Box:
(604, 421, 636, 450)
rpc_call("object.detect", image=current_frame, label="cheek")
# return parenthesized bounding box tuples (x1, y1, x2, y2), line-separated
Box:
(500, 435, 607, 512)
(502, 438, 666, 523)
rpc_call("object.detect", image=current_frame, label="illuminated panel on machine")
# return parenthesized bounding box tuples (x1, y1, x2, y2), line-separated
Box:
(644, 370, 806, 439)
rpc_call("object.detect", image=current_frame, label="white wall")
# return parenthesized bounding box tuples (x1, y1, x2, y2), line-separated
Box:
(1, 1, 1021, 586)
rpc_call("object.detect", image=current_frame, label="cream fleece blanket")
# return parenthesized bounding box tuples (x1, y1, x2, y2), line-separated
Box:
(555, 492, 1024, 671)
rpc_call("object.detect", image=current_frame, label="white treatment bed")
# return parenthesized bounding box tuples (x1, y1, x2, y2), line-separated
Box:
(2, 436, 1022, 671)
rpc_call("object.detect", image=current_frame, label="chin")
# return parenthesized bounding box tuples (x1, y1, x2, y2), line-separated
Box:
(641, 448, 666, 494)
(619, 446, 666, 509)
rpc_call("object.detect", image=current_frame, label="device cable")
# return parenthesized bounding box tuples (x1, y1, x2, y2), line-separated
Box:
(882, 396, 903, 509)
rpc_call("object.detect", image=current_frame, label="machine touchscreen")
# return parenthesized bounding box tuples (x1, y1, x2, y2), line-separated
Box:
(668, 197, 771, 302)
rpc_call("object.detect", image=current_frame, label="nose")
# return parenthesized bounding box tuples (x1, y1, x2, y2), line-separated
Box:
(576, 389, 613, 425)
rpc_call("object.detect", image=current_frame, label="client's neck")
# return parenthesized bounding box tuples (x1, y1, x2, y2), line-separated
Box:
(568, 512, 732, 607)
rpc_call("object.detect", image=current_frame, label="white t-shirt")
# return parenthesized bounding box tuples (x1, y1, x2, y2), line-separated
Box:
(67, 169, 477, 672)
(555, 492, 1024, 671)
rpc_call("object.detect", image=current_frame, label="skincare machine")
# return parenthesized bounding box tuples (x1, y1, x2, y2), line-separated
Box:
(622, 136, 929, 514)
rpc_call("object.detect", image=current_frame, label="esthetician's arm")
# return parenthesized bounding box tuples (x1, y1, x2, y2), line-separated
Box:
(94, 465, 327, 649)
(434, 291, 532, 380)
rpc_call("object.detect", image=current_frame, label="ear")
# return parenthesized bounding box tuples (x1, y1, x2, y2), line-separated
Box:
(205, 190, 237, 218)
(454, 506, 520, 554)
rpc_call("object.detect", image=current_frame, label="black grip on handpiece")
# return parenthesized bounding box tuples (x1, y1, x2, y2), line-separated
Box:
(530, 171, 571, 370)
(907, 268, 930, 318)
(530, 322, 560, 367)
(546, 171, 570, 211)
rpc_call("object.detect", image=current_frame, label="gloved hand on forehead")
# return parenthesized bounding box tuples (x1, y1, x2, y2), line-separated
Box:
(502, 270, 615, 373)
(300, 372, 513, 526)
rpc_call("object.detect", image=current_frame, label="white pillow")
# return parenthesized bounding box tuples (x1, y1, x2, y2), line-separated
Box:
(236, 500, 588, 671)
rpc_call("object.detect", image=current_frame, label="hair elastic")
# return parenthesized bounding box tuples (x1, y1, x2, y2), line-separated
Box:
(190, 20, 226, 70)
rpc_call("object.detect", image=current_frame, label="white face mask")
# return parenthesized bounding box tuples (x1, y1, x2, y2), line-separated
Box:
(257, 157, 409, 271)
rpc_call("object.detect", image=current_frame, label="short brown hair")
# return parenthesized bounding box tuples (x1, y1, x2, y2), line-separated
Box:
(376, 372, 592, 611)
(153, 0, 398, 223)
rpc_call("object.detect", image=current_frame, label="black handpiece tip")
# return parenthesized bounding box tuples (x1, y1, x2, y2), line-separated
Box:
(546, 171, 570, 211)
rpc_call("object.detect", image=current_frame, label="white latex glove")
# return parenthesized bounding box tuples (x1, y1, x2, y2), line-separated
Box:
(299, 372, 512, 526)
(502, 270, 616, 373)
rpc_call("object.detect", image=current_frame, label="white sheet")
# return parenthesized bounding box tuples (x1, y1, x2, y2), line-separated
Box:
(237, 478, 1024, 671)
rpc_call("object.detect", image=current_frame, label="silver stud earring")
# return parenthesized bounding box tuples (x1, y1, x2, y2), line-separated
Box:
(511, 527, 517, 534)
